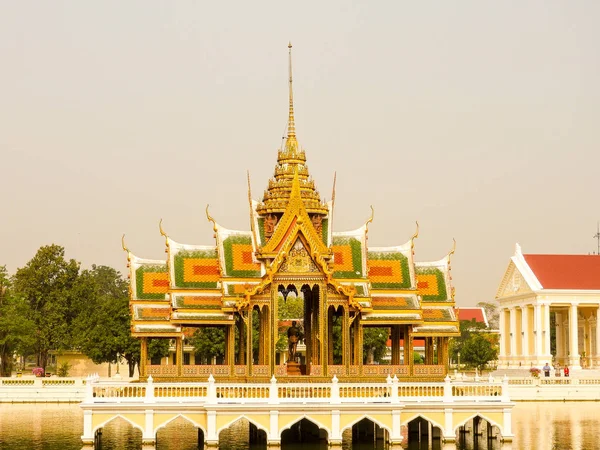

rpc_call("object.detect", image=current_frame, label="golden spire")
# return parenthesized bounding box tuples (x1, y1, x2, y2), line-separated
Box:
(256, 43, 328, 217)
(287, 42, 296, 140)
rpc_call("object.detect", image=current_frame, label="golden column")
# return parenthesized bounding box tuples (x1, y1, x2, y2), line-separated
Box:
(139, 337, 148, 378)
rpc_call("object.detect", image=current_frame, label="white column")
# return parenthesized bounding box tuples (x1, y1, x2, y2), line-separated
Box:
(521, 306, 529, 360)
(498, 308, 507, 367)
(81, 410, 94, 444)
(143, 410, 155, 444)
(391, 410, 402, 444)
(269, 411, 280, 444)
(569, 303, 581, 369)
(509, 307, 517, 367)
(543, 303, 551, 359)
(443, 408, 455, 442)
(595, 307, 600, 367)
(534, 304, 543, 366)
(502, 408, 514, 441)
(555, 313, 563, 363)
(206, 410, 218, 446)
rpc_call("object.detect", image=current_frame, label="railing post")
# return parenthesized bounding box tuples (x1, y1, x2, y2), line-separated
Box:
(269, 375, 278, 404)
(144, 375, 155, 404)
(391, 375, 399, 403)
(331, 375, 340, 404)
(501, 375, 509, 403)
(444, 375, 452, 402)
(207, 374, 216, 403)
(84, 375, 94, 403)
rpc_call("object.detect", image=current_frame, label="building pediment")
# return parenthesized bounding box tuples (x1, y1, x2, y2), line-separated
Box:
(496, 260, 534, 299)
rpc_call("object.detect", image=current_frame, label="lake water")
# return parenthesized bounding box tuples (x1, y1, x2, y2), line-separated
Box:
(0, 402, 599, 449)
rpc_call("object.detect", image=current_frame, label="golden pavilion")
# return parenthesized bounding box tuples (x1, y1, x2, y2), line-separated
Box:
(124, 45, 459, 382)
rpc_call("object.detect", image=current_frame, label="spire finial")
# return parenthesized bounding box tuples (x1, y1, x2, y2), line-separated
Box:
(287, 42, 296, 140)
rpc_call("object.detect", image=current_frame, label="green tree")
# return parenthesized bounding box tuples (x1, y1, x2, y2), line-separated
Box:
(148, 338, 170, 364)
(413, 351, 423, 364)
(461, 334, 498, 373)
(72, 265, 141, 377)
(363, 327, 389, 364)
(190, 327, 225, 364)
(449, 319, 487, 363)
(13, 245, 80, 370)
(0, 266, 35, 376)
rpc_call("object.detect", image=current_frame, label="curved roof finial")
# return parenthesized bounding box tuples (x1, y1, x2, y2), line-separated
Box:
(121, 234, 131, 266)
(121, 234, 130, 253)
(365, 205, 375, 235)
(158, 219, 169, 249)
(205, 204, 218, 233)
(447, 238, 457, 264)
(287, 41, 296, 140)
(410, 221, 419, 252)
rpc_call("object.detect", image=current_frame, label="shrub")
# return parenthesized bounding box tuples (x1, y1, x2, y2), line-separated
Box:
(57, 361, 71, 377)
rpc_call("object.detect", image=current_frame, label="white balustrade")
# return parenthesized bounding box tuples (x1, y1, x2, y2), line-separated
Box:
(79, 376, 508, 406)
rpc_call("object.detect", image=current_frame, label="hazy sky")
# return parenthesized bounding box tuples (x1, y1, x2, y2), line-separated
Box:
(1, 1, 599, 306)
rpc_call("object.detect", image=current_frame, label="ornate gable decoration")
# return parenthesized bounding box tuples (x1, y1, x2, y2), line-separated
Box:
(257, 167, 330, 260)
(280, 238, 320, 273)
(496, 261, 533, 299)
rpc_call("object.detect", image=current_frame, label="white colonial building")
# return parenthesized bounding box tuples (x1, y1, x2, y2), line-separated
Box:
(496, 244, 600, 370)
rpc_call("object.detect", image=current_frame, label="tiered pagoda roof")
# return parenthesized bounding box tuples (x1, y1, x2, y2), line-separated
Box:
(124, 44, 459, 340)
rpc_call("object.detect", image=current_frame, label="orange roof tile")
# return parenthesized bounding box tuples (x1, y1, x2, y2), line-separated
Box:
(523, 254, 600, 290)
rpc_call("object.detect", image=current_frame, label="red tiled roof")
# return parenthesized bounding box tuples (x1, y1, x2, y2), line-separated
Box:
(457, 307, 487, 324)
(523, 254, 600, 290)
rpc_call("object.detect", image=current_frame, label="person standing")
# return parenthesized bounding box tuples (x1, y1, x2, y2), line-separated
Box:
(543, 362, 551, 377)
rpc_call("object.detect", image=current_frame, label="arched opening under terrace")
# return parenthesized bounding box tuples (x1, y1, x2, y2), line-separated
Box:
(404, 416, 443, 448)
(455, 414, 502, 447)
(341, 417, 390, 448)
(93, 415, 143, 449)
(155, 415, 205, 448)
(218, 417, 268, 448)
(281, 417, 328, 447)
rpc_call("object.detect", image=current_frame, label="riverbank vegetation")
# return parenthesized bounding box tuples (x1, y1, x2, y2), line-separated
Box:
(0, 245, 170, 377)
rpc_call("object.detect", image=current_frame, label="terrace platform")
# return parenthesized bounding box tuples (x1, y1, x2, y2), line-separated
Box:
(80, 374, 514, 448)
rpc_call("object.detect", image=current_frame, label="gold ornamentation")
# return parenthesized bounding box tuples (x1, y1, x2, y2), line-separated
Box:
(159, 219, 169, 251)
(411, 221, 419, 253)
(364, 205, 374, 239)
(121, 234, 129, 253)
(205, 205, 218, 234)
(311, 214, 323, 235)
(264, 214, 278, 238)
(280, 239, 319, 273)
